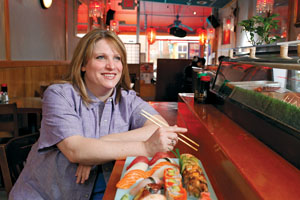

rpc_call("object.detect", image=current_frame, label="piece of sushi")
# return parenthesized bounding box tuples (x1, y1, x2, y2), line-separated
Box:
(130, 176, 161, 196)
(165, 183, 187, 200)
(140, 194, 166, 200)
(164, 167, 187, 200)
(180, 154, 209, 198)
(146, 161, 179, 177)
(116, 169, 148, 189)
(125, 156, 149, 175)
(133, 183, 163, 200)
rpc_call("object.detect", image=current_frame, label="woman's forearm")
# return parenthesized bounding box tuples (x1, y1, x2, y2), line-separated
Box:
(57, 135, 149, 165)
(57, 115, 175, 165)
(100, 114, 168, 142)
(100, 124, 158, 142)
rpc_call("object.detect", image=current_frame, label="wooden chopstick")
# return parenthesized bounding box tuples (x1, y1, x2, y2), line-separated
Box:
(141, 109, 169, 127)
(142, 110, 199, 147)
(177, 137, 198, 151)
(141, 109, 199, 151)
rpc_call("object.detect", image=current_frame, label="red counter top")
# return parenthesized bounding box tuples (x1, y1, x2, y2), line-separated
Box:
(104, 98, 300, 200)
(178, 93, 300, 200)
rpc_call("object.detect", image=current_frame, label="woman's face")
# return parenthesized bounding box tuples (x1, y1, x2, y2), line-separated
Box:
(81, 39, 123, 99)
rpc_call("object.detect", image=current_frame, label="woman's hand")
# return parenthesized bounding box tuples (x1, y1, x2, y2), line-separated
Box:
(75, 164, 92, 184)
(144, 126, 187, 156)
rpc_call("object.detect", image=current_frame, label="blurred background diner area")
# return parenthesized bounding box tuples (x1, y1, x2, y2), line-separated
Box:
(1, 0, 300, 199)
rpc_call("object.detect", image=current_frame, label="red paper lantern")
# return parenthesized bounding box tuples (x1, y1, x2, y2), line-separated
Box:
(89, 1, 102, 17)
(147, 28, 156, 45)
(110, 20, 119, 33)
(207, 27, 215, 39)
(197, 28, 207, 45)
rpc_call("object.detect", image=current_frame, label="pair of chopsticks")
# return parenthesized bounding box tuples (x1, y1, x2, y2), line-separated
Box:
(141, 109, 199, 151)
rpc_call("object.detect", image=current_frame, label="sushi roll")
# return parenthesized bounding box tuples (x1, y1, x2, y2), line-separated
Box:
(180, 154, 209, 198)
(165, 184, 187, 200)
(164, 168, 187, 200)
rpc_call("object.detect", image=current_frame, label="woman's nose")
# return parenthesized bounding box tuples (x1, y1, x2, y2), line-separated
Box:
(106, 58, 115, 69)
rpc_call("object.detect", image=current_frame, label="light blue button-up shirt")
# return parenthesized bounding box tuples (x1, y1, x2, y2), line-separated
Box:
(9, 83, 158, 200)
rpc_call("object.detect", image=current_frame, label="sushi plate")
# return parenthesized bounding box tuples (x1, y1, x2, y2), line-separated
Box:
(114, 157, 218, 200)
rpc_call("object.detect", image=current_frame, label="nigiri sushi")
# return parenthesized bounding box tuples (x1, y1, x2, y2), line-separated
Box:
(116, 169, 148, 189)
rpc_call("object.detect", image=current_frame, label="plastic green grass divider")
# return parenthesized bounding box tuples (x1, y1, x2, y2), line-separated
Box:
(230, 87, 300, 131)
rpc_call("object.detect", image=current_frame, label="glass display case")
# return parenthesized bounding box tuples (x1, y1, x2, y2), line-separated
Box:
(211, 56, 300, 169)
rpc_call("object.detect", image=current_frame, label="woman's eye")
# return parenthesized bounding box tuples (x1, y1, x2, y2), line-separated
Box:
(96, 55, 105, 60)
(114, 56, 121, 61)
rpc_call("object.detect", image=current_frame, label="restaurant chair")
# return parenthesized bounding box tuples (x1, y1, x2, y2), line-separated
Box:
(0, 103, 19, 143)
(0, 132, 40, 195)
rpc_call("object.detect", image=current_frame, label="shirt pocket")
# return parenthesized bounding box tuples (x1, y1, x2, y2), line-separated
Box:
(111, 120, 130, 133)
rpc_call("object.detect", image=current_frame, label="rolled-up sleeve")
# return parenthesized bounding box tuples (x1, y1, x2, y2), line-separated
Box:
(38, 85, 84, 151)
(127, 91, 159, 129)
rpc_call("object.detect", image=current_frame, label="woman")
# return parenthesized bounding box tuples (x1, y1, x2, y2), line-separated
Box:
(9, 29, 187, 199)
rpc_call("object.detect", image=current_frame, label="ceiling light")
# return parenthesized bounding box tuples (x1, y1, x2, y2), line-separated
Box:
(197, 1, 207, 5)
(41, 0, 52, 9)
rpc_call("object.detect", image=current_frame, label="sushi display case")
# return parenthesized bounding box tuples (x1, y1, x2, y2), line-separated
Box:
(210, 56, 300, 169)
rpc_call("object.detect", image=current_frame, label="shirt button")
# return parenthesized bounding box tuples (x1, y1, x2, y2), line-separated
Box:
(104, 119, 107, 122)
(85, 194, 89, 198)
(108, 98, 112, 102)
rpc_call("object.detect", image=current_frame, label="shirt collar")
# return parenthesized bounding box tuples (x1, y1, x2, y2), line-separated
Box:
(86, 88, 116, 110)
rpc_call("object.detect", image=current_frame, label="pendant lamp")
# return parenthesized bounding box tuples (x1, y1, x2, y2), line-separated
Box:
(147, 27, 156, 45)
(197, 28, 207, 45)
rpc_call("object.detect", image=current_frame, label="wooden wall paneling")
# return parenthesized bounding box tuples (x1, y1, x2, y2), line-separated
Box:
(25, 66, 43, 97)
(0, 61, 70, 97)
(0, 67, 26, 97)
(24, 66, 34, 97)
(57, 64, 69, 80)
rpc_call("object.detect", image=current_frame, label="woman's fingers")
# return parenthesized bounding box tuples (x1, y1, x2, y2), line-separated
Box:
(82, 166, 91, 184)
(75, 165, 83, 184)
(157, 126, 187, 134)
(76, 165, 92, 184)
(145, 125, 187, 155)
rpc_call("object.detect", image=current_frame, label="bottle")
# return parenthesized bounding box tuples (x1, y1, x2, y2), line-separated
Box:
(194, 72, 207, 103)
(197, 76, 211, 104)
(1, 83, 9, 103)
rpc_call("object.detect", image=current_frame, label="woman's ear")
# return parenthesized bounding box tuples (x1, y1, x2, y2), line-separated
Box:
(81, 65, 86, 72)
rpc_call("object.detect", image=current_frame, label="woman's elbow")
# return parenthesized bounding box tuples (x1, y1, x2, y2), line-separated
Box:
(57, 136, 83, 163)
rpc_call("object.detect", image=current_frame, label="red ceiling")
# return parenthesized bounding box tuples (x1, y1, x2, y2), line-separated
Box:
(78, 0, 213, 35)
(113, 1, 213, 34)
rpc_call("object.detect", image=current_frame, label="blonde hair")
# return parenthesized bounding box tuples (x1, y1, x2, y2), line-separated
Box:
(65, 29, 131, 104)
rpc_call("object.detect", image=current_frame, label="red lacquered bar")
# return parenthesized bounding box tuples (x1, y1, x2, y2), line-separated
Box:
(104, 96, 300, 200)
